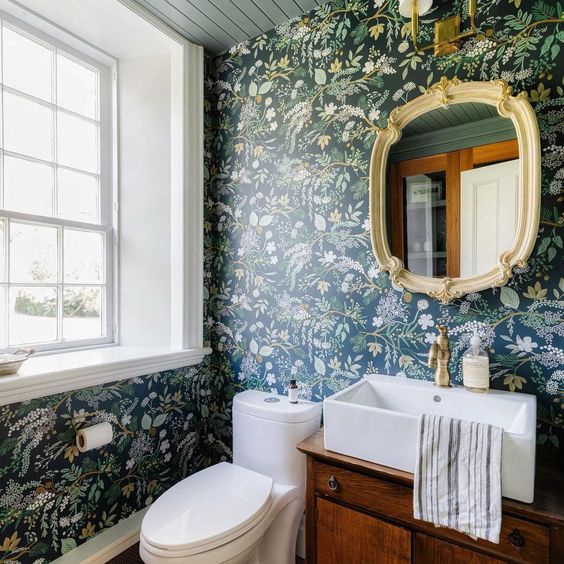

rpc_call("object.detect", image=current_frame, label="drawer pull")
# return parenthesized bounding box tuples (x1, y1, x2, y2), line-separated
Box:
(508, 528, 525, 549)
(327, 475, 339, 491)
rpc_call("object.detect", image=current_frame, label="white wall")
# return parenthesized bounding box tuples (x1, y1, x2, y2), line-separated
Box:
(118, 54, 172, 346)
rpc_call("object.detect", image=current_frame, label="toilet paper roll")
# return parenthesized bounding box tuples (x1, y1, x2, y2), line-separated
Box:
(76, 422, 113, 453)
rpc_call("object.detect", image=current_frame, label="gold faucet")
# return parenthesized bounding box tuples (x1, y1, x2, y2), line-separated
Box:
(428, 325, 451, 387)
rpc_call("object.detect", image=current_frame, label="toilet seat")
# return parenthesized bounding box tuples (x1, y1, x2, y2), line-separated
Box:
(141, 462, 273, 558)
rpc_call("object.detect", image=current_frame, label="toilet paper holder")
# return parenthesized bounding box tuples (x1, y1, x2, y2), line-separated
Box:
(72, 411, 114, 453)
(75, 421, 113, 453)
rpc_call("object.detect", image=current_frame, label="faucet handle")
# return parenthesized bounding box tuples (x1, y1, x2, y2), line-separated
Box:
(436, 325, 450, 350)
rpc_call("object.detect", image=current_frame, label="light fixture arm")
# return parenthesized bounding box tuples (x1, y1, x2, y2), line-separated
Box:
(469, 0, 477, 32)
(410, 0, 482, 56)
(412, 0, 419, 49)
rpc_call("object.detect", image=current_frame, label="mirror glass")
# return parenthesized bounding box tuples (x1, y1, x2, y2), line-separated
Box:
(387, 102, 519, 279)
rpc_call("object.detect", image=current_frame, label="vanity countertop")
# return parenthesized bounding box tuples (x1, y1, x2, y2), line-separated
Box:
(298, 429, 564, 526)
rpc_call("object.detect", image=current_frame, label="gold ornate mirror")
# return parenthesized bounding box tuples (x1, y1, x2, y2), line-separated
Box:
(369, 77, 541, 303)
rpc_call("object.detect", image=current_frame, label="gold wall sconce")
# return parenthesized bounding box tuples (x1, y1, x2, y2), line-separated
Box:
(399, 0, 480, 56)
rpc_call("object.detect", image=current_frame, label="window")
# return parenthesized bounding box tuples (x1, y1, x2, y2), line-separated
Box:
(0, 0, 206, 405)
(0, 15, 114, 352)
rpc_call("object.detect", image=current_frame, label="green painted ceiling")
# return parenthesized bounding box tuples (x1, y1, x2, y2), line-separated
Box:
(132, 0, 330, 54)
(402, 103, 501, 136)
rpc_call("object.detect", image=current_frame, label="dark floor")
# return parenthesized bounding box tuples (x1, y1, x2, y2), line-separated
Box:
(107, 543, 305, 563)
(107, 543, 142, 563)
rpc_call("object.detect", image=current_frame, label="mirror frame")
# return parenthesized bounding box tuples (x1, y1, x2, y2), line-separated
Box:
(369, 77, 541, 303)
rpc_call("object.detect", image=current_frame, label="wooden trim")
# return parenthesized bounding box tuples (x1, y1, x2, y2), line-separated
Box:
(369, 77, 541, 303)
(389, 162, 404, 260)
(472, 138, 519, 166)
(459, 147, 474, 171)
(446, 151, 460, 278)
(551, 524, 564, 563)
(305, 455, 316, 564)
(397, 153, 447, 177)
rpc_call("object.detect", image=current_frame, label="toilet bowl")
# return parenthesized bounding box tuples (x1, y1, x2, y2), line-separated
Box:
(140, 390, 321, 563)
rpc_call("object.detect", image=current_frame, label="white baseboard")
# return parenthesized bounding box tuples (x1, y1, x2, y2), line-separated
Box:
(52, 506, 305, 563)
(52, 508, 148, 564)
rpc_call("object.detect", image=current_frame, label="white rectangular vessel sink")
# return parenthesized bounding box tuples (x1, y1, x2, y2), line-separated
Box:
(324, 374, 537, 503)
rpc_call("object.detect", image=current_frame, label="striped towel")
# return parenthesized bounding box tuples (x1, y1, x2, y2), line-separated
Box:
(413, 414, 503, 543)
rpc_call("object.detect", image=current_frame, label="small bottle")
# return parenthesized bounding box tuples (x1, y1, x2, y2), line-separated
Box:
(463, 332, 490, 393)
(288, 379, 298, 404)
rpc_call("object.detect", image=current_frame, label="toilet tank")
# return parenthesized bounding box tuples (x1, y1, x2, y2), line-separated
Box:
(233, 390, 322, 486)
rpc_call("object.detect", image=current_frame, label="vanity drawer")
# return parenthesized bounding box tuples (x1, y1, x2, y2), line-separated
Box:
(494, 518, 550, 563)
(313, 461, 416, 522)
(313, 461, 550, 563)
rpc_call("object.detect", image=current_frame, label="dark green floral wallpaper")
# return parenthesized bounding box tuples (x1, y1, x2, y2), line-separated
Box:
(0, 1, 563, 562)
(0, 364, 231, 562)
(205, 0, 564, 448)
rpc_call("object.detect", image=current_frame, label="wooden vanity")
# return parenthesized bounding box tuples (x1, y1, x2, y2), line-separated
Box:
(298, 430, 564, 563)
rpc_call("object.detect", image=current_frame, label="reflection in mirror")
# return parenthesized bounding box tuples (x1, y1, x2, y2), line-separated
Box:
(387, 102, 519, 278)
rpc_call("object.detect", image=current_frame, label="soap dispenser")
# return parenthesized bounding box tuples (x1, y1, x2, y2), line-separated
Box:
(462, 332, 490, 393)
(288, 379, 298, 404)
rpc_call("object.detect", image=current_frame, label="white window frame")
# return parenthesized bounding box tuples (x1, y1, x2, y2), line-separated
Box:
(0, 0, 209, 406)
(0, 10, 116, 354)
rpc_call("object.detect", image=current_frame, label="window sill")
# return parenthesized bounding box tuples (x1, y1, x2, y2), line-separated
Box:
(0, 345, 212, 406)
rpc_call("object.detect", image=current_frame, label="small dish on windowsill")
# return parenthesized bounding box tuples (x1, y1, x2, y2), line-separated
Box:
(0, 349, 34, 376)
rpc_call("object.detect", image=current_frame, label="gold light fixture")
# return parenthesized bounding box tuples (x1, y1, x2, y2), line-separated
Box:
(401, 0, 480, 56)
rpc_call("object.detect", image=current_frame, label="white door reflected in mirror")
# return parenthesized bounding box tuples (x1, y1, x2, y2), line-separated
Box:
(460, 159, 520, 277)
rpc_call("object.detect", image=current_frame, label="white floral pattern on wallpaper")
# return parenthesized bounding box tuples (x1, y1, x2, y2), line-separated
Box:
(204, 0, 564, 446)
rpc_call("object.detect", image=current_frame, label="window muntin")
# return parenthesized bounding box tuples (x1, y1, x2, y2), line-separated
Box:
(0, 18, 113, 351)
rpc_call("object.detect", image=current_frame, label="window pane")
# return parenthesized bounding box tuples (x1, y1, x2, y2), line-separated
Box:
(3, 26, 53, 101)
(4, 92, 54, 161)
(57, 111, 98, 173)
(57, 54, 97, 119)
(64, 229, 103, 283)
(4, 156, 54, 216)
(58, 169, 99, 223)
(0, 286, 5, 347)
(63, 286, 102, 340)
(10, 222, 58, 283)
(9, 287, 57, 345)
(0, 220, 4, 282)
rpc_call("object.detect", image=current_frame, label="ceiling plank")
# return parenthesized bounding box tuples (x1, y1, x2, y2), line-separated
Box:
(184, 0, 252, 42)
(293, 0, 320, 13)
(135, 0, 227, 52)
(208, 0, 262, 38)
(276, 0, 303, 18)
(165, 0, 241, 46)
(255, 0, 290, 21)
(227, 0, 276, 32)
(132, 0, 332, 53)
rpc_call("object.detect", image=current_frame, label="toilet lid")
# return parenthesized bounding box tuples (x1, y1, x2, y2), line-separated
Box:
(142, 462, 273, 552)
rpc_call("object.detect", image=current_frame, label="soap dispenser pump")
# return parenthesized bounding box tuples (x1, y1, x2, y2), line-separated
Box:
(462, 332, 490, 393)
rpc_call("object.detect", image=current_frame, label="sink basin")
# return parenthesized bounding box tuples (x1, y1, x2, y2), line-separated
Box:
(323, 374, 536, 503)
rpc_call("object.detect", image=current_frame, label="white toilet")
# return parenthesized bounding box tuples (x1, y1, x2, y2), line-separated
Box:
(139, 390, 321, 563)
